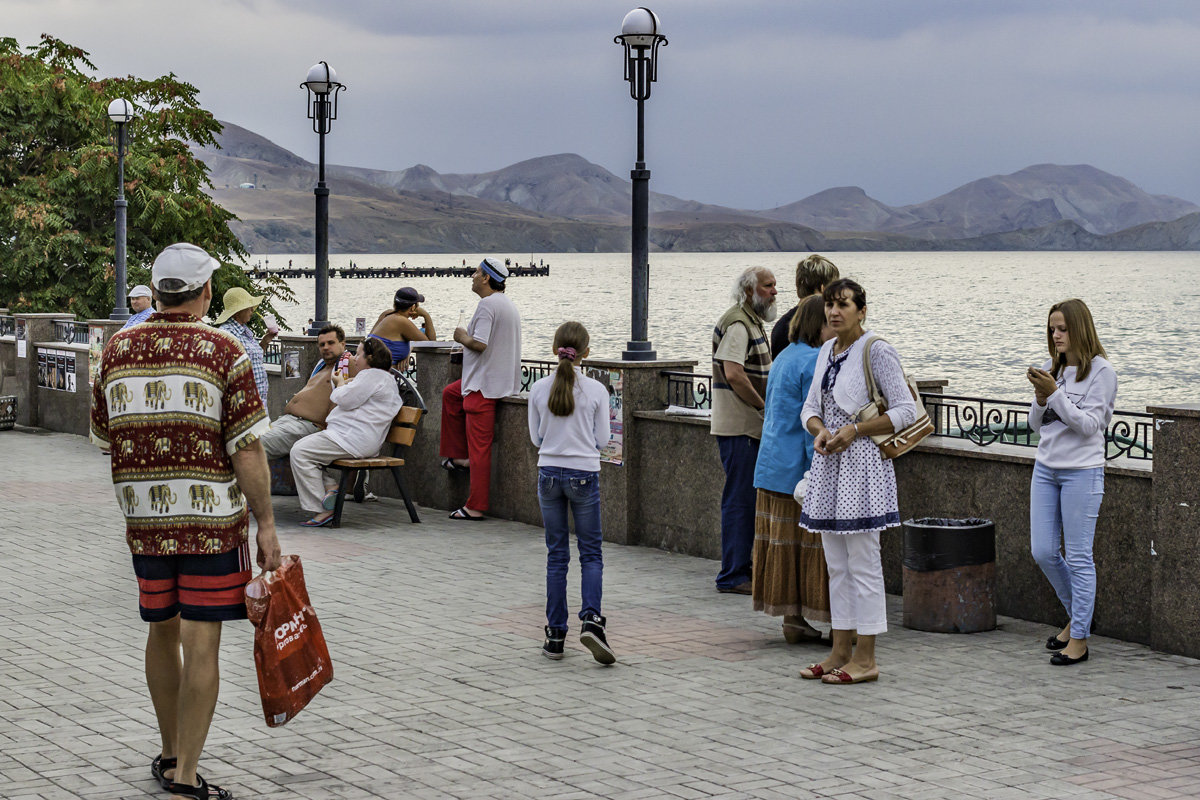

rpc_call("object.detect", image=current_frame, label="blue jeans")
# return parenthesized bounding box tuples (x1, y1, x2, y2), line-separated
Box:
(1030, 462, 1104, 640)
(538, 467, 603, 630)
(716, 435, 759, 589)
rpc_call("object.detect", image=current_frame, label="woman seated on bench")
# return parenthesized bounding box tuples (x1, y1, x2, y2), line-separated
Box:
(290, 337, 402, 527)
(367, 286, 437, 369)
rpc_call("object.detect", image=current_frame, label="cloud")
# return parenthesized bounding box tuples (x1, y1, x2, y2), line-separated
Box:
(6, 0, 1200, 211)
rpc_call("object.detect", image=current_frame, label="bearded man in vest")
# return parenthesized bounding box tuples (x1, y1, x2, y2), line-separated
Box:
(711, 267, 777, 594)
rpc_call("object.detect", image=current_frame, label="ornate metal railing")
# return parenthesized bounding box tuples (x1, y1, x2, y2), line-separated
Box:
(264, 341, 282, 365)
(663, 371, 713, 410)
(648, 377, 1153, 462)
(519, 359, 609, 393)
(520, 359, 554, 392)
(52, 320, 89, 345)
(0, 316, 14, 337)
(921, 393, 1153, 462)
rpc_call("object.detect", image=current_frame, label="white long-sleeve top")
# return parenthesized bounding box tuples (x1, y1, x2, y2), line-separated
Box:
(802, 332, 918, 434)
(325, 368, 403, 458)
(1028, 356, 1117, 469)
(527, 368, 611, 472)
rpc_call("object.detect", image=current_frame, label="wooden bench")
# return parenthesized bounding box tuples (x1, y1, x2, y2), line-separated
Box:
(327, 369, 425, 528)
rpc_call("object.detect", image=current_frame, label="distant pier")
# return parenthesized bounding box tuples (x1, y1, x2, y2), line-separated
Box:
(245, 263, 550, 280)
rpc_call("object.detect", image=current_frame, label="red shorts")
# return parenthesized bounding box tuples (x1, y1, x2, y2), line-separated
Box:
(132, 542, 252, 622)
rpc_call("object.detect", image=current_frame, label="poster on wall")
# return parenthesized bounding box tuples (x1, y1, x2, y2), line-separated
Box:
(282, 351, 300, 379)
(89, 325, 105, 388)
(15, 318, 26, 358)
(37, 348, 76, 392)
(355, 317, 367, 336)
(599, 369, 623, 465)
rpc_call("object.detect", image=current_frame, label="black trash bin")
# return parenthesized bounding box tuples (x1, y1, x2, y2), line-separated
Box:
(902, 517, 996, 633)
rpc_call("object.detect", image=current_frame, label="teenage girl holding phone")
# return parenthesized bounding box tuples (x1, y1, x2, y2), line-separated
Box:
(1026, 298, 1117, 666)
(527, 322, 615, 664)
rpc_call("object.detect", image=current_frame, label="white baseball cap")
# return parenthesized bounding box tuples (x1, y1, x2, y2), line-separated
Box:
(152, 243, 219, 292)
(128, 284, 152, 299)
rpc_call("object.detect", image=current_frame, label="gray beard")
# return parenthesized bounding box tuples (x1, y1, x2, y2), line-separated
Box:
(751, 296, 778, 322)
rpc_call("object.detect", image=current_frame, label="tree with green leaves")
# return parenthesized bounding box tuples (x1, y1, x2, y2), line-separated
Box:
(0, 34, 293, 325)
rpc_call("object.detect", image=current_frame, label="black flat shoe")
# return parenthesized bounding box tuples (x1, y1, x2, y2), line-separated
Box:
(1050, 648, 1088, 666)
(1045, 635, 1069, 651)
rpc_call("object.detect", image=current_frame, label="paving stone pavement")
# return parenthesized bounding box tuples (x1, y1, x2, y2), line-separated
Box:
(2, 428, 1199, 800)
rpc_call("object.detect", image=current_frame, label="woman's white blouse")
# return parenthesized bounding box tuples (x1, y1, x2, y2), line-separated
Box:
(802, 333, 918, 434)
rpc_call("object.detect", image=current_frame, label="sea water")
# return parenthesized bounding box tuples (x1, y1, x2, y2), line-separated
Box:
(254, 251, 1199, 409)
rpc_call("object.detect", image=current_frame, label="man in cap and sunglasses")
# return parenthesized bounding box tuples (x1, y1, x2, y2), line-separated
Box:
(441, 257, 522, 520)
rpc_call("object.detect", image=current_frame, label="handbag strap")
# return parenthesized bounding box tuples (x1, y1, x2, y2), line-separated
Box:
(860, 335, 886, 410)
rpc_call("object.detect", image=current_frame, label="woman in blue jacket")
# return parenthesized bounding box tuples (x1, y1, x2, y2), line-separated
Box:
(751, 295, 833, 643)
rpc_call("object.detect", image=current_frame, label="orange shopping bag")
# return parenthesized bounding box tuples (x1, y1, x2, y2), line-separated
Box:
(245, 555, 333, 727)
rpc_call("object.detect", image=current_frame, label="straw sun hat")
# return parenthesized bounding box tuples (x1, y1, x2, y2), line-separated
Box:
(214, 287, 263, 325)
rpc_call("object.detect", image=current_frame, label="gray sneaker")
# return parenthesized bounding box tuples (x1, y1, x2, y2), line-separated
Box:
(579, 614, 616, 665)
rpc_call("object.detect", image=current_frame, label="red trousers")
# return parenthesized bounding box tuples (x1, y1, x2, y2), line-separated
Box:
(440, 380, 497, 511)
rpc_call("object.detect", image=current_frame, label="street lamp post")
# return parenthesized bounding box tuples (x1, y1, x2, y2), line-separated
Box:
(107, 98, 136, 320)
(615, 8, 666, 361)
(301, 62, 346, 336)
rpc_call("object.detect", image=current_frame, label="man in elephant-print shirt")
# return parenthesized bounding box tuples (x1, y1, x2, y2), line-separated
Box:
(90, 243, 279, 798)
(92, 308, 269, 559)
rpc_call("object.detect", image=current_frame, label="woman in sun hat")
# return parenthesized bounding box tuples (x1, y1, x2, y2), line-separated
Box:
(215, 286, 278, 405)
(368, 286, 437, 368)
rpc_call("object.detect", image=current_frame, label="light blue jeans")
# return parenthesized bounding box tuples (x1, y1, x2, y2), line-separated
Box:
(538, 467, 603, 631)
(1029, 462, 1104, 640)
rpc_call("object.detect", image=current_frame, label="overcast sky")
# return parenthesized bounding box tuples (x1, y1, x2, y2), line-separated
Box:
(9, 0, 1200, 209)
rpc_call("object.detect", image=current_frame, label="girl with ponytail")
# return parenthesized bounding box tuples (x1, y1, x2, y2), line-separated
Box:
(527, 322, 615, 664)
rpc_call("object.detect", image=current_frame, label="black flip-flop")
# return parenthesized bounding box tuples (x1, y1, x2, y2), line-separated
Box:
(440, 457, 469, 473)
(166, 775, 233, 799)
(449, 506, 484, 521)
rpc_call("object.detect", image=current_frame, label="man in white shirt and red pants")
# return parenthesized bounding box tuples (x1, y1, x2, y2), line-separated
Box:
(441, 257, 522, 520)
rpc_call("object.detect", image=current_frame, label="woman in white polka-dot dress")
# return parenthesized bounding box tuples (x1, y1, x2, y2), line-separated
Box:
(797, 279, 918, 685)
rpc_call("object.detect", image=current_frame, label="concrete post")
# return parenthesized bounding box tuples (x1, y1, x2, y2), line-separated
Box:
(585, 358, 697, 546)
(409, 345, 461, 511)
(1147, 403, 1200, 658)
(11, 313, 74, 427)
(271, 334, 320, 421)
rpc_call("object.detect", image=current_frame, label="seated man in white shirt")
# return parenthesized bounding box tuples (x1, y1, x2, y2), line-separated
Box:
(288, 337, 402, 527)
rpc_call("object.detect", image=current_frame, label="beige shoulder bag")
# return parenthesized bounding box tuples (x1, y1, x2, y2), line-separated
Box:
(853, 337, 934, 459)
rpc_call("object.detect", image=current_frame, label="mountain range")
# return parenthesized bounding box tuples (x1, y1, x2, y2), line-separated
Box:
(193, 122, 1200, 253)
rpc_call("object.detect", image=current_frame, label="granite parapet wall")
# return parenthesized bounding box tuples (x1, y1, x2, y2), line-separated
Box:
(10, 328, 1198, 657)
